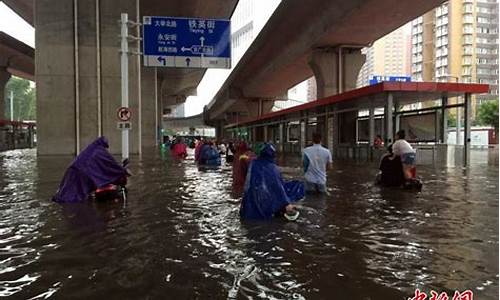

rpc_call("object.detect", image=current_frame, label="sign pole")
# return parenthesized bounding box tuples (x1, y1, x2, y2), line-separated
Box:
(120, 13, 129, 161)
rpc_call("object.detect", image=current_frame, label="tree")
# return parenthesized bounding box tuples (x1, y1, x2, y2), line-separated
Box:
(447, 113, 457, 128)
(3, 77, 36, 121)
(476, 99, 499, 132)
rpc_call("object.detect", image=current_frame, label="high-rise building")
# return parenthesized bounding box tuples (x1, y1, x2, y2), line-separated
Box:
(357, 24, 412, 87)
(411, 0, 499, 109)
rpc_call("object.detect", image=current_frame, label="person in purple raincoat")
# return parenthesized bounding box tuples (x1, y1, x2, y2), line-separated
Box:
(52, 137, 128, 203)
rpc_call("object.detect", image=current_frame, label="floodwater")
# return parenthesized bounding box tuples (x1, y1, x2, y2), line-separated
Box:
(0, 148, 498, 299)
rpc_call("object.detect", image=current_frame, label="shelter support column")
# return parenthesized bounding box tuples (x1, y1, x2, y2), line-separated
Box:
(385, 93, 394, 145)
(327, 115, 334, 154)
(308, 47, 365, 98)
(369, 105, 375, 147)
(394, 101, 400, 132)
(300, 120, 306, 153)
(263, 125, 268, 142)
(464, 93, 471, 166)
(441, 96, 448, 143)
(0, 67, 11, 119)
(278, 123, 284, 152)
(331, 108, 339, 158)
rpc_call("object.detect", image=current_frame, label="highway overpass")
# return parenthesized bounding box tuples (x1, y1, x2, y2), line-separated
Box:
(2, 0, 449, 154)
(205, 0, 447, 133)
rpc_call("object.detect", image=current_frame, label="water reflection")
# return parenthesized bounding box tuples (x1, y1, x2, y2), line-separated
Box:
(0, 148, 497, 299)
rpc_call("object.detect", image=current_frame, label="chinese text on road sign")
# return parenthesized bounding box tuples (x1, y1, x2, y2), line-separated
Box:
(369, 75, 412, 85)
(117, 122, 132, 130)
(142, 16, 231, 69)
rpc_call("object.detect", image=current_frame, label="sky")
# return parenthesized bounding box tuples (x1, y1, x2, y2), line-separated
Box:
(0, 3, 34, 47)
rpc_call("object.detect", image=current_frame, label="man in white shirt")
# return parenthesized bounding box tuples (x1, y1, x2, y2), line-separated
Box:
(391, 130, 416, 179)
(303, 133, 332, 194)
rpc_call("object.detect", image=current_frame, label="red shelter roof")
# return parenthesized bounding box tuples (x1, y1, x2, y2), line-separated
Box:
(228, 82, 489, 128)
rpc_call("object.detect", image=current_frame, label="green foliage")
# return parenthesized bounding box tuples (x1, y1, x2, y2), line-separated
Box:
(4, 77, 36, 121)
(447, 113, 457, 128)
(476, 99, 499, 130)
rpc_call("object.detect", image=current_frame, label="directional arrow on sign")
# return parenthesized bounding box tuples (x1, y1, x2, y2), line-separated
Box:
(157, 56, 166, 66)
(200, 36, 205, 47)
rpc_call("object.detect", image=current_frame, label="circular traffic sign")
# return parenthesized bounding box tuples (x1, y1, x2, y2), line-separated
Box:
(117, 107, 131, 121)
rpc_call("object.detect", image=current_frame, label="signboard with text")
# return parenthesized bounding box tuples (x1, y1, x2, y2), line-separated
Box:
(142, 16, 231, 68)
(369, 75, 412, 85)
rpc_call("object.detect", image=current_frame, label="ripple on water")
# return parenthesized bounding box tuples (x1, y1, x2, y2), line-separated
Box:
(0, 148, 498, 299)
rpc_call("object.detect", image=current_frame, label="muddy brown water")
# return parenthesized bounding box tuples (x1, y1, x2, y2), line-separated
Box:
(0, 148, 497, 299)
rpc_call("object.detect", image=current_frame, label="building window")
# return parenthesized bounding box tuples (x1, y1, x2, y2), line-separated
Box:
(477, 17, 489, 23)
(462, 66, 472, 76)
(463, 24, 474, 34)
(463, 34, 473, 44)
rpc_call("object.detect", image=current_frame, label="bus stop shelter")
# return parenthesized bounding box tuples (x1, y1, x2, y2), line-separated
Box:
(225, 82, 489, 166)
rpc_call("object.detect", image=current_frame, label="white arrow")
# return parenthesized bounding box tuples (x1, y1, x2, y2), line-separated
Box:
(200, 36, 205, 47)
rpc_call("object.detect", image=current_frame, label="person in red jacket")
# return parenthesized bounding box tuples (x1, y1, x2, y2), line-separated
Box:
(171, 137, 187, 159)
(232, 141, 256, 194)
(194, 138, 204, 162)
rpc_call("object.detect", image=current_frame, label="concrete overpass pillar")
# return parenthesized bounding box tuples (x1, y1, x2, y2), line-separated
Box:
(0, 67, 11, 119)
(308, 47, 365, 98)
(36, 0, 141, 155)
(141, 67, 157, 148)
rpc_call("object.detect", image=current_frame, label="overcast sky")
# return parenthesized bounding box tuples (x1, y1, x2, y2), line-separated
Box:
(0, 3, 34, 47)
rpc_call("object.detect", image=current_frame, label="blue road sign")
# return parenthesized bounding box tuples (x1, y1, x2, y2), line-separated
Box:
(143, 16, 231, 69)
(369, 75, 412, 85)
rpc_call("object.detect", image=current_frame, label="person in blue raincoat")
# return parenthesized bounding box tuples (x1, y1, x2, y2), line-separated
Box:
(240, 143, 304, 220)
(199, 141, 221, 166)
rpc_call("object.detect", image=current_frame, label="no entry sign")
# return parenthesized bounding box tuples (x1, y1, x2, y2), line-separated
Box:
(117, 107, 131, 121)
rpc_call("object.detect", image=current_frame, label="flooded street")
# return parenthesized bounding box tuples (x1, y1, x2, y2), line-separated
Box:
(0, 148, 498, 299)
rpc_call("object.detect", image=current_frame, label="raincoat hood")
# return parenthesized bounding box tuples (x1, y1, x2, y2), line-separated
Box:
(259, 144, 276, 162)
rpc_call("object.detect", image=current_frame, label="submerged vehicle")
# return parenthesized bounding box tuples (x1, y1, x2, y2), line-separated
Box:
(376, 154, 422, 190)
(93, 158, 129, 201)
(52, 137, 130, 203)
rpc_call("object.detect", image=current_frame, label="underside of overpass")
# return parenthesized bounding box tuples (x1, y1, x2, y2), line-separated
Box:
(206, 0, 447, 136)
(3, 0, 449, 154)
